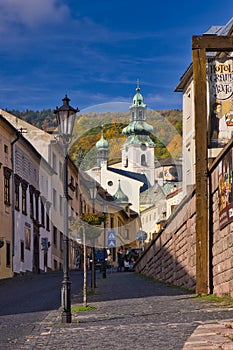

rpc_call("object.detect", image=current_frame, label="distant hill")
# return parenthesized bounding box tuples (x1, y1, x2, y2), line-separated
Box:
(5, 108, 182, 168)
(71, 109, 182, 169)
(4, 108, 57, 130)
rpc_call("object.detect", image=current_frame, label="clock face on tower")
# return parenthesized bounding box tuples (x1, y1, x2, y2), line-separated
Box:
(140, 143, 147, 151)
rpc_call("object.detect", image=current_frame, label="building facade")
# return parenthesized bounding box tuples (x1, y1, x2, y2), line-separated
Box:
(0, 116, 14, 278)
(175, 17, 233, 196)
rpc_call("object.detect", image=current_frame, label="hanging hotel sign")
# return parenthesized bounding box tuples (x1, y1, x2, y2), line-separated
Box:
(207, 57, 233, 147)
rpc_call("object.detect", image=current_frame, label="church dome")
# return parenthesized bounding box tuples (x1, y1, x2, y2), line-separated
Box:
(96, 130, 109, 149)
(131, 86, 146, 108)
(113, 180, 129, 203)
(122, 121, 153, 136)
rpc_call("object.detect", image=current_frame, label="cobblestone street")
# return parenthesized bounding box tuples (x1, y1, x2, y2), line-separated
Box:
(2, 271, 233, 349)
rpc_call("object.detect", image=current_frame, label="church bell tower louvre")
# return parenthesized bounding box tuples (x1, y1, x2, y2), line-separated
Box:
(121, 81, 155, 186)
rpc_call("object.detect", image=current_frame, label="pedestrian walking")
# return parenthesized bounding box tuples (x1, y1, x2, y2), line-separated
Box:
(117, 246, 124, 272)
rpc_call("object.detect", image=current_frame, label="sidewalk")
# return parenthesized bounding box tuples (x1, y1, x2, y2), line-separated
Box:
(17, 271, 233, 350)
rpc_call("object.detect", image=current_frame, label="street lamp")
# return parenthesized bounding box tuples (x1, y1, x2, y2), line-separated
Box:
(54, 95, 79, 324)
(89, 183, 97, 291)
(102, 201, 107, 279)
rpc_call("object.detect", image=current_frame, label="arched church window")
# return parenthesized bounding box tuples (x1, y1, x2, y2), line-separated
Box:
(141, 154, 146, 166)
(124, 157, 128, 168)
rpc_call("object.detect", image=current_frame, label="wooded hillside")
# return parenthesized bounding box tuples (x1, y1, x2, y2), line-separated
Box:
(5, 108, 182, 169)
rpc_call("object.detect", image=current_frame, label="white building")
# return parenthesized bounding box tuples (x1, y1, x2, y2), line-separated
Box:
(87, 85, 183, 241)
(88, 84, 155, 214)
(175, 17, 233, 196)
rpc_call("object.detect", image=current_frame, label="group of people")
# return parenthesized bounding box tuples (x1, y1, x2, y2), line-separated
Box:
(117, 246, 136, 272)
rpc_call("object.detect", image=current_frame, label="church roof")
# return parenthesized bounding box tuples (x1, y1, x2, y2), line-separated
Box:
(108, 167, 149, 192)
(122, 82, 154, 145)
(96, 130, 109, 149)
(113, 180, 129, 203)
(122, 121, 154, 138)
(131, 85, 147, 108)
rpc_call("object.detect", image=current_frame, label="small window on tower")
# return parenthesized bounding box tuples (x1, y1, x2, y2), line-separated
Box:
(141, 154, 146, 166)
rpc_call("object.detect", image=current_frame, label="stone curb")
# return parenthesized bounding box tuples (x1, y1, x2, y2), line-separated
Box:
(183, 320, 233, 349)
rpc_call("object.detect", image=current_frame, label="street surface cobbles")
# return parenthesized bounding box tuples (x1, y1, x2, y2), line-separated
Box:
(3, 271, 233, 349)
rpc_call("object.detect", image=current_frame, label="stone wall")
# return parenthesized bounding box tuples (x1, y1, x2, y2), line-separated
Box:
(136, 140, 233, 297)
(135, 190, 196, 291)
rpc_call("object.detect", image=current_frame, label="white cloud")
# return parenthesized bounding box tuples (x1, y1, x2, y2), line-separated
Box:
(0, 0, 69, 30)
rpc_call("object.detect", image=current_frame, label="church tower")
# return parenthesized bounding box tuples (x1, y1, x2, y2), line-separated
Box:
(122, 82, 155, 186)
(96, 128, 109, 167)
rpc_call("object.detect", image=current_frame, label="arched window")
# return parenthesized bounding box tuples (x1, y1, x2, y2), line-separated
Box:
(141, 154, 146, 166)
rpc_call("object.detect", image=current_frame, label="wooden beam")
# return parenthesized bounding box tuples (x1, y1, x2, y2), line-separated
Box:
(192, 35, 233, 51)
(192, 47, 209, 295)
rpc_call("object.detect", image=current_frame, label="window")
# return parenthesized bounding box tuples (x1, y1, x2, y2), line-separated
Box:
(3, 167, 11, 205)
(59, 195, 63, 214)
(60, 232, 63, 251)
(4, 144, 8, 154)
(79, 194, 83, 215)
(52, 152, 57, 171)
(25, 227, 31, 250)
(20, 241, 24, 262)
(35, 191, 39, 222)
(141, 154, 146, 166)
(29, 185, 34, 219)
(6, 242, 10, 267)
(22, 181, 28, 215)
(53, 189, 57, 209)
(15, 176, 20, 210)
(53, 226, 57, 246)
(46, 203, 50, 231)
(140, 143, 147, 151)
(41, 199, 45, 227)
(4, 176, 10, 204)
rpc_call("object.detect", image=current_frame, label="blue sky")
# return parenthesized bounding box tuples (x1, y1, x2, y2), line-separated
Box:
(0, 0, 232, 112)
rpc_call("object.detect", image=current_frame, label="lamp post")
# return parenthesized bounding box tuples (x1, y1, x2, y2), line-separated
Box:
(54, 95, 79, 323)
(102, 201, 107, 279)
(89, 184, 97, 291)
